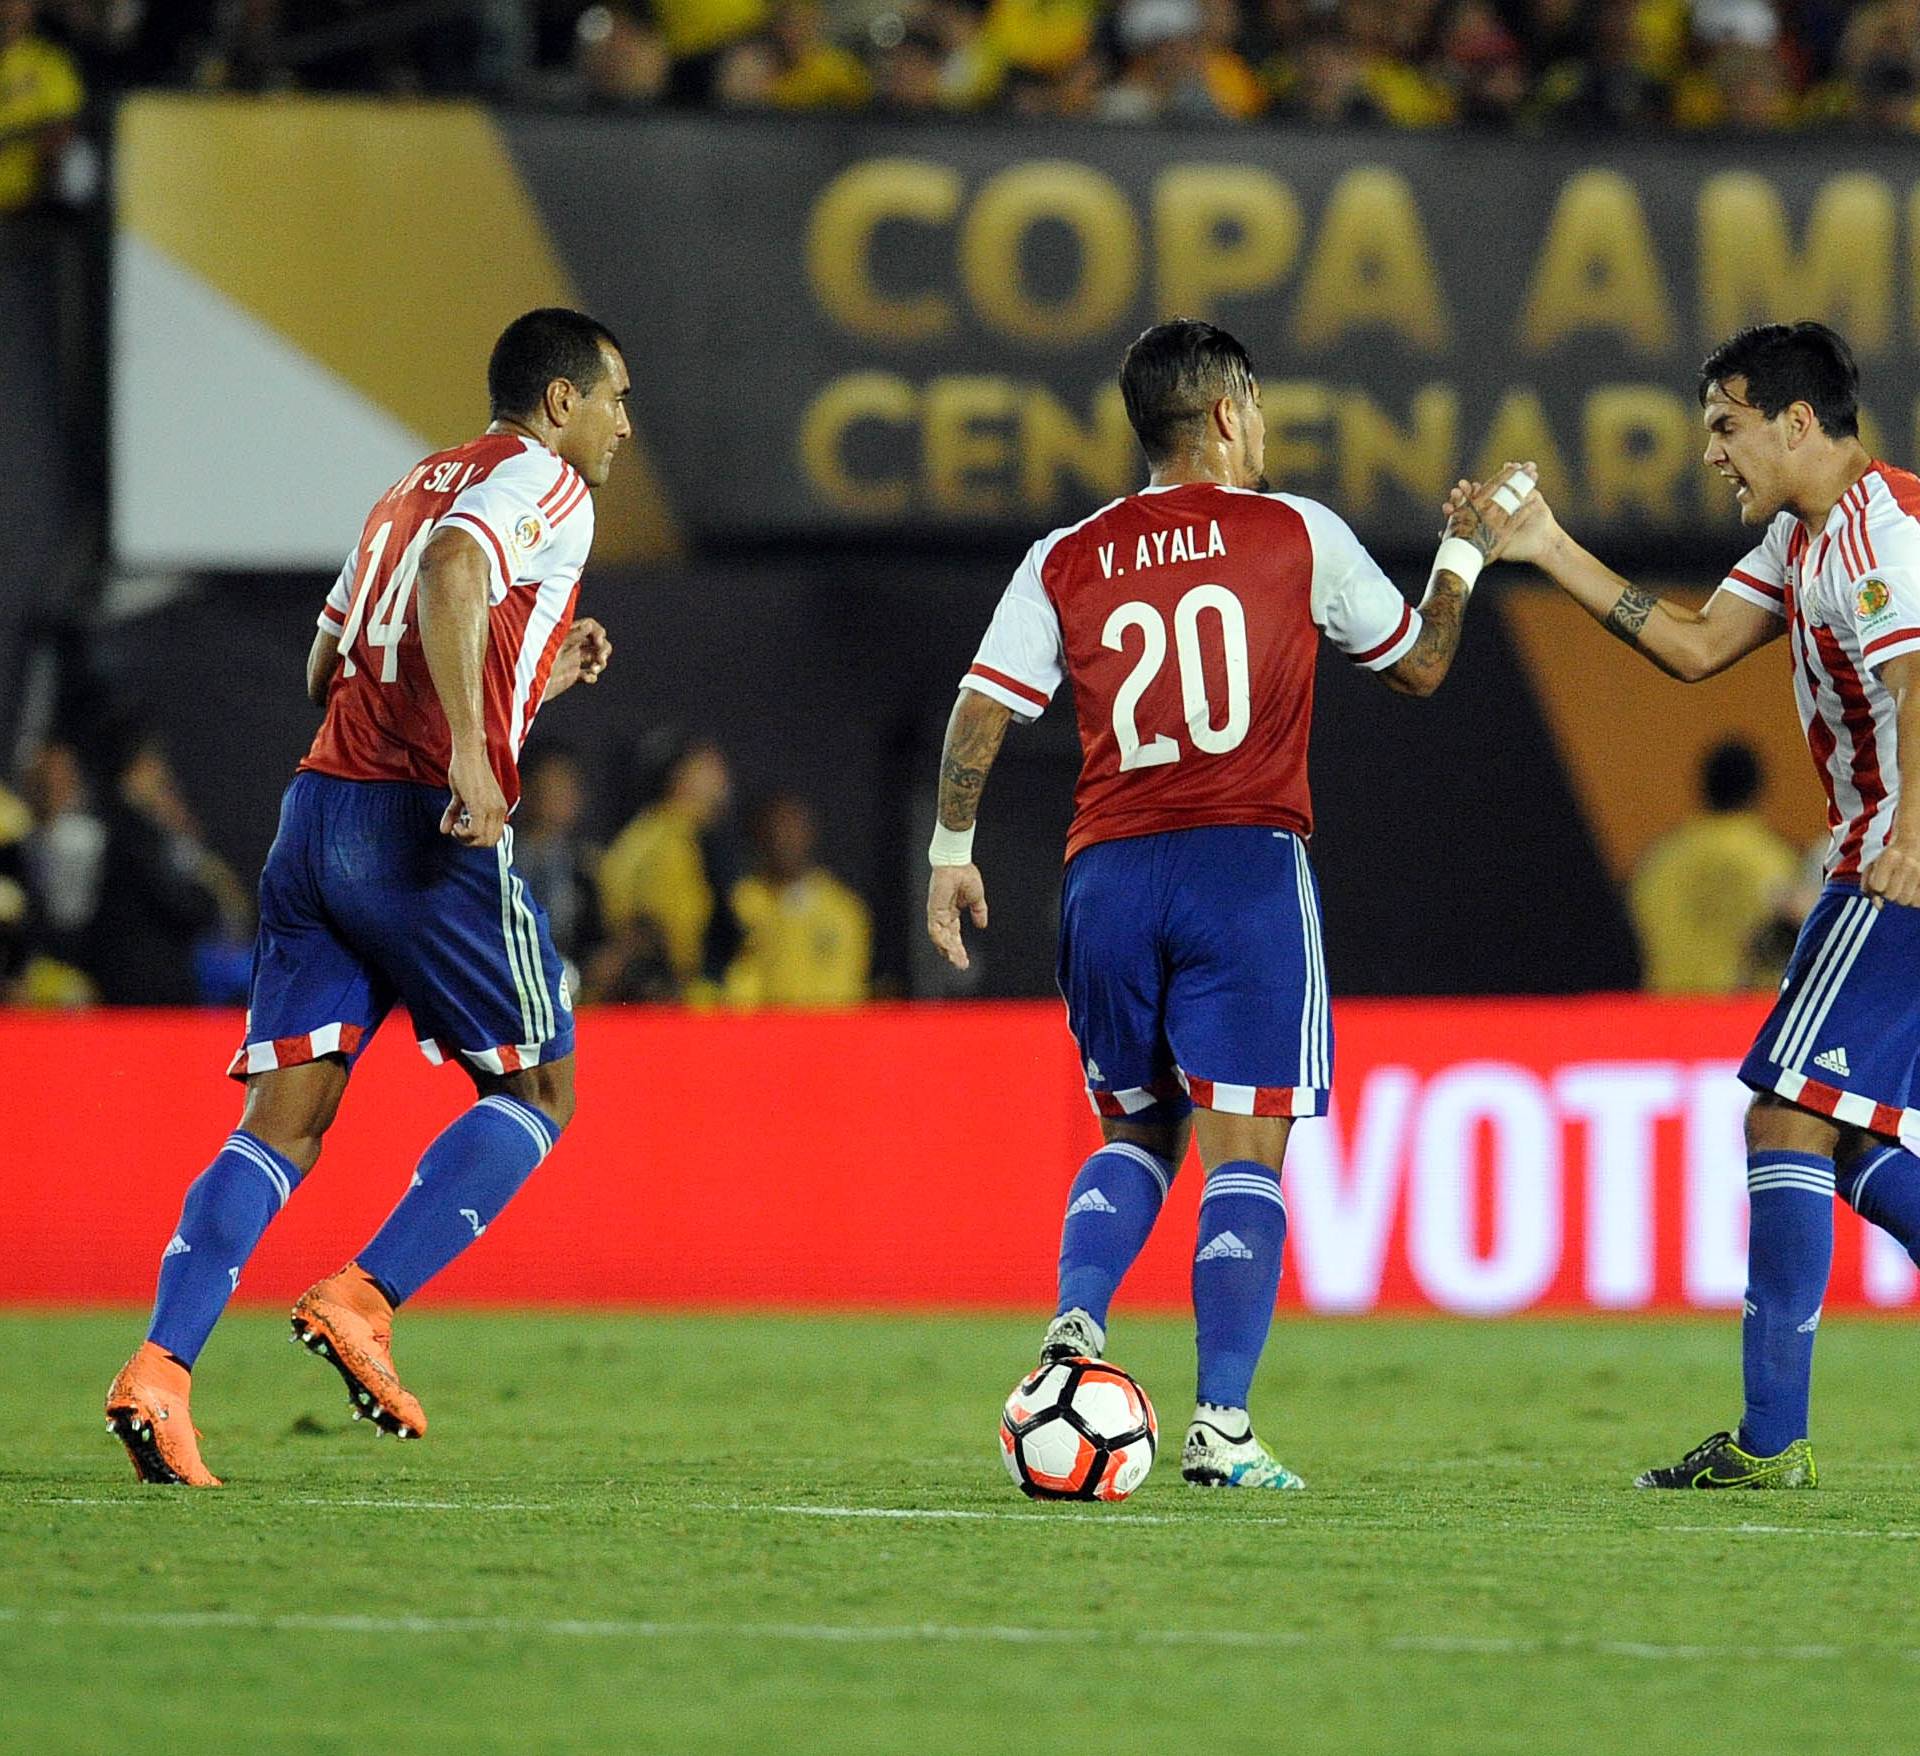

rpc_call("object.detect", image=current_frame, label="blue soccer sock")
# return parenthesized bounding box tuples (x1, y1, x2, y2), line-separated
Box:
(1191, 1161, 1288, 1411)
(355, 1094, 560, 1306)
(1055, 1142, 1174, 1328)
(147, 1131, 303, 1368)
(1739, 1150, 1835, 1458)
(1838, 1143, 1920, 1265)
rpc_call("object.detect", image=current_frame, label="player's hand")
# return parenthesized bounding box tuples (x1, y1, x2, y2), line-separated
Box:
(927, 863, 988, 971)
(443, 745, 508, 848)
(1863, 840, 1920, 909)
(1440, 461, 1542, 565)
(566, 617, 612, 685)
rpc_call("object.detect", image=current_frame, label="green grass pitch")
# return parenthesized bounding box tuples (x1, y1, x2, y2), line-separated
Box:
(4, 1310, 1919, 1755)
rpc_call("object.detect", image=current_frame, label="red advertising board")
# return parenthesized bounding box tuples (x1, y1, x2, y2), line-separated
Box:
(4, 1002, 1914, 1313)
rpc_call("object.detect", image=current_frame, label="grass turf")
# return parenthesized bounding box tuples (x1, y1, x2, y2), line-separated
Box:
(4, 1310, 1919, 1755)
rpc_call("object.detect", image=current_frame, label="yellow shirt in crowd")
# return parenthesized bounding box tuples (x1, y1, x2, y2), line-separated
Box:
(598, 801, 713, 984)
(1628, 811, 1800, 995)
(0, 34, 83, 214)
(651, 0, 770, 61)
(725, 871, 871, 1007)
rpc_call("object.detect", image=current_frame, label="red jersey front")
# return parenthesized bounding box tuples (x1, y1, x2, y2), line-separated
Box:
(963, 483, 1420, 861)
(302, 433, 595, 810)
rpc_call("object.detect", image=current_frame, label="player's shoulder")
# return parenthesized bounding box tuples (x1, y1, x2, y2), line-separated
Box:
(1861, 463, 1920, 552)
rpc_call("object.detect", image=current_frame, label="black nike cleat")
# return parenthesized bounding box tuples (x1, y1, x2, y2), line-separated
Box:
(1634, 1430, 1816, 1489)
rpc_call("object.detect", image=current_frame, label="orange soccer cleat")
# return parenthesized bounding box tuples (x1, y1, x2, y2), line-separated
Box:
(290, 1264, 428, 1439)
(104, 1341, 222, 1487)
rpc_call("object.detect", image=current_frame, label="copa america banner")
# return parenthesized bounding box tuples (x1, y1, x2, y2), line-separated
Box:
(8, 1002, 1914, 1313)
(112, 96, 1920, 567)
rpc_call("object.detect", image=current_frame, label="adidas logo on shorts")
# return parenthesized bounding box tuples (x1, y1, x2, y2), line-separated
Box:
(1196, 1231, 1254, 1263)
(1067, 1187, 1118, 1217)
(1812, 1046, 1852, 1078)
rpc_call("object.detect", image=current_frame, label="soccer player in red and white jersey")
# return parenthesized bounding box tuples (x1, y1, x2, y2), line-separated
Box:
(105, 309, 628, 1485)
(928, 320, 1537, 1489)
(1493, 321, 1920, 1489)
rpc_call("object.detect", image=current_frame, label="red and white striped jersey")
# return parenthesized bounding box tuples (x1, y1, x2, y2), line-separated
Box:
(302, 434, 594, 810)
(1715, 461, 1920, 881)
(963, 482, 1421, 862)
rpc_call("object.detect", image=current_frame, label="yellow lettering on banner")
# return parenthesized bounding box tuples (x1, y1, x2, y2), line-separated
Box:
(806, 159, 960, 343)
(1261, 381, 1334, 490)
(1474, 388, 1574, 513)
(1585, 387, 1694, 521)
(1697, 173, 1893, 354)
(1293, 170, 1450, 353)
(1152, 167, 1301, 322)
(1336, 386, 1459, 518)
(1021, 383, 1135, 511)
(926, 376, 1018, 514)
(961, 163, 1139, 348)
(1519, 171, 1674, 355)
(798, 372, 915, 515)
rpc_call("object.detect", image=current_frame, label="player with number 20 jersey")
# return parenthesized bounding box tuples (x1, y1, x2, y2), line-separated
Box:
(928, 321, 1537, 1490)
(106, 310, 629, 1489)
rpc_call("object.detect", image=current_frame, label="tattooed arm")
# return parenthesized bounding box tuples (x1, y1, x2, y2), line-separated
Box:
(927, 687, 1015, 971)
(1379, 462, 1536, 698)
(1492, 492, 1783, 682)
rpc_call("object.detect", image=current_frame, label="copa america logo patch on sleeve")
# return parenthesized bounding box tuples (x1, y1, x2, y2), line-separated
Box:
(512, 513, 544, 555)
(1857, 576, 1893, 622)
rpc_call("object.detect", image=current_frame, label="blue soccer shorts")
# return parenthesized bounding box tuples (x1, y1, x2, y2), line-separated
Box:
(1056, 825, 1331, 1121)
(228, 773, 574, 1081)
(1739, 882, 1920, 1150)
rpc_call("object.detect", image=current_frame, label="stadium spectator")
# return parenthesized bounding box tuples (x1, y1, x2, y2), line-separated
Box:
(48, 731, 227, 1004)
(0, 0, 84, 214)
(573, 2, 669, 103)
(0, 780, 29, 995)
(1431, 0, 1528, 125)
(652, 0, 771, 100)
(1526, 0, 1672, 129)
(20, 739, 103, 968)
(1098, 0, 1236, 123)
(597, 732, 740, 996)
(512, 741, 605, 975)
(1337, 0, 1454, 125)
(1627, 738, 1800, 996)
(724, 793, 871, 1007)
(715, 0, 870, 108)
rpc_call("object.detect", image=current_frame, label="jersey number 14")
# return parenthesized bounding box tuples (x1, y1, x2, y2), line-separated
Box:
(1103, 584, 1251, 771)
(338, 518, 438, 683)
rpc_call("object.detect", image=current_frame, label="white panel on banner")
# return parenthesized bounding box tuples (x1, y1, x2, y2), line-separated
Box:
(112, 235, 428, 569)
(1286, 1067, 1415, 1313)
(1559, 1063, 1682, 1310)
(1685, 1065, 1751, 1308)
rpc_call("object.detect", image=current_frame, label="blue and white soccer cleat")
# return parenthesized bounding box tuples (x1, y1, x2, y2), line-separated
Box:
(1181, 1410, 1306, 1490)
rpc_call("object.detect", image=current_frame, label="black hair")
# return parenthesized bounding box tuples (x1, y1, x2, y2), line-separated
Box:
(1697, 322, 1859, 440)
(1119, 320, 1257, 464)
(1702, 738, 1763, 813)
(487, 308, 623, 422)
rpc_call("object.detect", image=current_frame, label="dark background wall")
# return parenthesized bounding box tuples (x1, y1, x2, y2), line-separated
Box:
(90, 554, 1638, 999)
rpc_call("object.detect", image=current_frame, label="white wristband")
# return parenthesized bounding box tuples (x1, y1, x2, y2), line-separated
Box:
(929, 821, 976, 867)
(1431, 536, 1485, 594)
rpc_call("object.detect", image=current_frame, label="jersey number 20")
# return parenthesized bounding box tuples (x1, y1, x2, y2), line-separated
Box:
(1102, 584, 1251, 770)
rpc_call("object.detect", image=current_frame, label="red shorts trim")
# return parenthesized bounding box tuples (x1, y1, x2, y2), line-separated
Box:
(227, 1022, 366, 1081)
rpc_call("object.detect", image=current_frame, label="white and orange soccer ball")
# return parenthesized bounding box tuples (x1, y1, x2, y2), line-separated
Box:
(999, 1357, 1157, 1501)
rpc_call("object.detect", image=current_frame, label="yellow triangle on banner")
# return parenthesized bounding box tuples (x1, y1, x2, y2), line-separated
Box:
(119, 94, 680, 565)
(1500, 585, 1826, 882)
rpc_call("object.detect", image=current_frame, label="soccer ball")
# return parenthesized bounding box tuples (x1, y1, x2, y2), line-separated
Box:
(999, 1357, 1157, 1501)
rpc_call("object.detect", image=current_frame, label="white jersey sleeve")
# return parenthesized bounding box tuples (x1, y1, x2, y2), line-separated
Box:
(1710, 513, 1792, 619)
(963, 535, 1066, 721)
(1284, 494, 1422, 671)
(441, 442, 595, 604)
(317, 547, 356, 634)
(1845, 518, 1920, 673)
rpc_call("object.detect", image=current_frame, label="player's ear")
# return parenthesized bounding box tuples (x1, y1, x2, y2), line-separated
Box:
(545, 376, 574, 427)
(1212, 395, 1236, 443)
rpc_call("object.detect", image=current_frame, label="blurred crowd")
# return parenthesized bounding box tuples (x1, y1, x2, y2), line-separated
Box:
(0, 725, 873, 1009)
(5, 0, 1920, 218)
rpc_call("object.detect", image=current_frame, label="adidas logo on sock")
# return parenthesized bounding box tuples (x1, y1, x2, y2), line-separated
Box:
(460, 1208, 487, 1240)
(162, 1234, 191, 1259)
(1067, 1187, 1118, 1217)
(1812, 1046, 1852, 1077)
(1797, 1307, 1823, 1334)
(1196, 1231, 1254, 1263)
